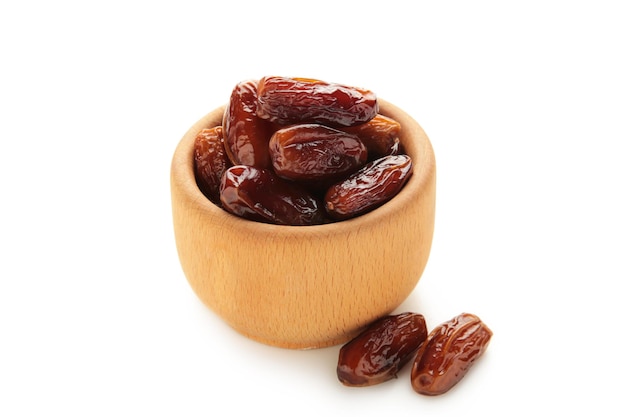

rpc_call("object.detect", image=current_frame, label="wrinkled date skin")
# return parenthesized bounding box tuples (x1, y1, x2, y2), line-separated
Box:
(337, 313, 428, 387)
(324, 154, 413, 221)
(341, 114, 403, 159)
(193, 127, 231, 204)
(411, 313, 493, 396)
(269, 124, 368, 182)
(219, 165, 326, 226)
(256, 76, 379, 127)
(222, 80, 274, 168)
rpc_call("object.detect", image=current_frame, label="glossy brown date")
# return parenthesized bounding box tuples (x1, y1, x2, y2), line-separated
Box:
(256, 76, 379, 127)
(269, 124, 368, 182)
(324, 154, 413, 220)
(193, 126, 230, 204)
(222, 80, 274, 168)
(411, 313, 493, 396)
(337, 313, 428, 387)
(219, 165, 326, 226)
(341, 114, 403, 159)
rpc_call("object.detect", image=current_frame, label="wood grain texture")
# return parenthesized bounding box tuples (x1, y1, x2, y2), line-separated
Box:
(170, 99, 436, 349)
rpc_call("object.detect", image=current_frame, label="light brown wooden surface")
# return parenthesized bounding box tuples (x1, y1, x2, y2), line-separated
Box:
(170, 100, 436, 349)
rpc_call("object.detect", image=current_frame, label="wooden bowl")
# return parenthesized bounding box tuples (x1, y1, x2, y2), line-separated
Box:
(170, 99, 436, 349)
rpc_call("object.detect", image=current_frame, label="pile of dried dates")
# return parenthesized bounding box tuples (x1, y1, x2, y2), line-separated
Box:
(337, 312, 493, 395)
(193, 76, 412, 225)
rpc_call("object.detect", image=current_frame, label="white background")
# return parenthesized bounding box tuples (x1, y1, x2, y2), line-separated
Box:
(1, 1, 625, 415)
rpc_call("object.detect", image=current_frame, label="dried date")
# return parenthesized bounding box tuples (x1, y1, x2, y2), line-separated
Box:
(256, 76, 379, 127)
(411, 313, 493, 396)
(269, 124, 368, 182)
(324, 154, 413, 220)
(193, 126, 230, 204)
(341, 114, 403, 159)
(337, 313, 428, 387)
(222, 80, 274, 168)
(219, 165, 326, 226)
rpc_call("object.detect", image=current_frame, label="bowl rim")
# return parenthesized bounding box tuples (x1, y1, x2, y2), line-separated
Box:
(171, 98, 435, 238)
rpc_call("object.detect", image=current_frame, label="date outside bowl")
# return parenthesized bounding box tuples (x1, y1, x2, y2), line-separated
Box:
(170, 99, 436, 349)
